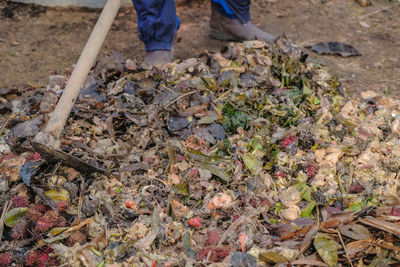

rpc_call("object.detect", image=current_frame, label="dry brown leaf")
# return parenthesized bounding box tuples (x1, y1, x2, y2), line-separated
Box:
(279, 187, 301, 208)
(338, 224, 372, 240)
(345, 239, 371, 258)
(171, 199, 189, 218)
(206, 193, 232, 210)
(282, 205, 300, 221)
(360, 217, 400, 237)
(0, 156, 26, 182)
(168, 174, 182, 185)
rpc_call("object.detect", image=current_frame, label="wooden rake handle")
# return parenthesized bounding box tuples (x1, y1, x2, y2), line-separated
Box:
(40, 0, 122, 140)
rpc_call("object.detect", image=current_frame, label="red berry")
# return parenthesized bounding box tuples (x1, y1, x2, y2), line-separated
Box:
(281, 136, 296, 149)
(390, 206, 400, 217)
(30, 204, 48, 213)
(43, 246, 53, 254)
(232, 214, 240, 222)
(205, 230, 220, 246)
(36, 216, 53, 232)
(10, 195, 28, 209)
(274, 171, 286, 179)
(27, 152, 42, 161)
(0, 253, 12, 267)
(38, 253, 49, 267)
(125, 200, 137, 211)
(188, 217, 202, 228)
(197, 247, 230, 262)
(250, 198, 258, 208)
(11, 220, 27, 239)
(25, 251, 39, 266)
(56, 200, 68, 212)
(305, 165, 317, 178)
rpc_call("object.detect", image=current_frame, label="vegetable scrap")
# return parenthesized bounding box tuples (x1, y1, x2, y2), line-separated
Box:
(1, 36, 400, 266)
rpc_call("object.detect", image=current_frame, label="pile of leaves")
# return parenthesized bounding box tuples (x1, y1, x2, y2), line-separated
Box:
(1, 37, 400, 266)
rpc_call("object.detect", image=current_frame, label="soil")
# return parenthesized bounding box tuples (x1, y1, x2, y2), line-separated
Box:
(0, 0, 399, 96)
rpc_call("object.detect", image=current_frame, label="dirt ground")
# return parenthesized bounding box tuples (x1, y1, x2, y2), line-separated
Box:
(0, 0, 399, 97)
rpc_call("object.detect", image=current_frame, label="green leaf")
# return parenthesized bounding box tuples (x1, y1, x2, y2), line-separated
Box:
(303, 85, 313, 96)
(259, 252, 288, 264)
(182, 231, 196, 258)
(300, 201, 316, 218)
(294, 182, 307, 191)
(4, 207, 28, 227)
(302, 187, 313, 202)
(200, 162, 231, 182)
(348, 198, 364, 213)
(242, 153, 263, 175)
(172, 183, 189, 196)
(314, 233, 339, 267)
(185, 149, 223, 164)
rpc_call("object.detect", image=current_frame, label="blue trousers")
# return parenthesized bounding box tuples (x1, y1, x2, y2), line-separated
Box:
(132, 0, 251, 52)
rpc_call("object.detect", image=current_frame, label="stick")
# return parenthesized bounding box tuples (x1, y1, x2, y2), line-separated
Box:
(34, 0, 122, 147)
(165, 91, 197, 108)
(0, 114, 16, 135)
(337, 229, 354, 267)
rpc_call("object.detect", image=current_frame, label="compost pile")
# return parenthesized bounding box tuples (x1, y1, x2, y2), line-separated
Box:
(1, 38, 400, 267)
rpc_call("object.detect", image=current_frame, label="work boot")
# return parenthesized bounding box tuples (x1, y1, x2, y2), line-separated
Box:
(210, 3, 275, 45)
(144, 50, 173, 68)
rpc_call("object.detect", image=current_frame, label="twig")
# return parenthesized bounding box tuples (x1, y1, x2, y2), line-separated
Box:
(152, 177, 169, 186)
(369, 240, 400, 252)
(210, 102, 222, 116)
(165, 91, 196, 108)
(291, 224, 319, 262)
(337, 173, 346, 196)
(77, 196, 83, 223)
(0, 114, 16, 135)
(0, 201, 11, 241)
(214, 89, 232, 102)
(337, 229, 354, 267)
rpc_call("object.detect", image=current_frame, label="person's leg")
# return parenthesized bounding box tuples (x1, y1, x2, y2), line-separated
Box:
(210, 0, 275, 45)
(132, 0, 177, 67)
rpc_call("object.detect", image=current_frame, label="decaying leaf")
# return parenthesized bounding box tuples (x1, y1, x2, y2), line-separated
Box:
(3, 33, 400, 266)
(0, 155, 26, 182)
(45, 189, 70, 203)
(279, 186, 301, 208)
(4, 207, 27, 227)
(171, 199, 189, 218)
(307, 42, 361, 57)
(259, 251, 288, 264)
(345, 240, 371, 258)
(206, 193, 232, 210)
(242, 153, 263, 175)
(338, 224, 372, 240)
(313, 233, 340, 267)
(360, 217, 400, 237)
(282, 205, 300, 221)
